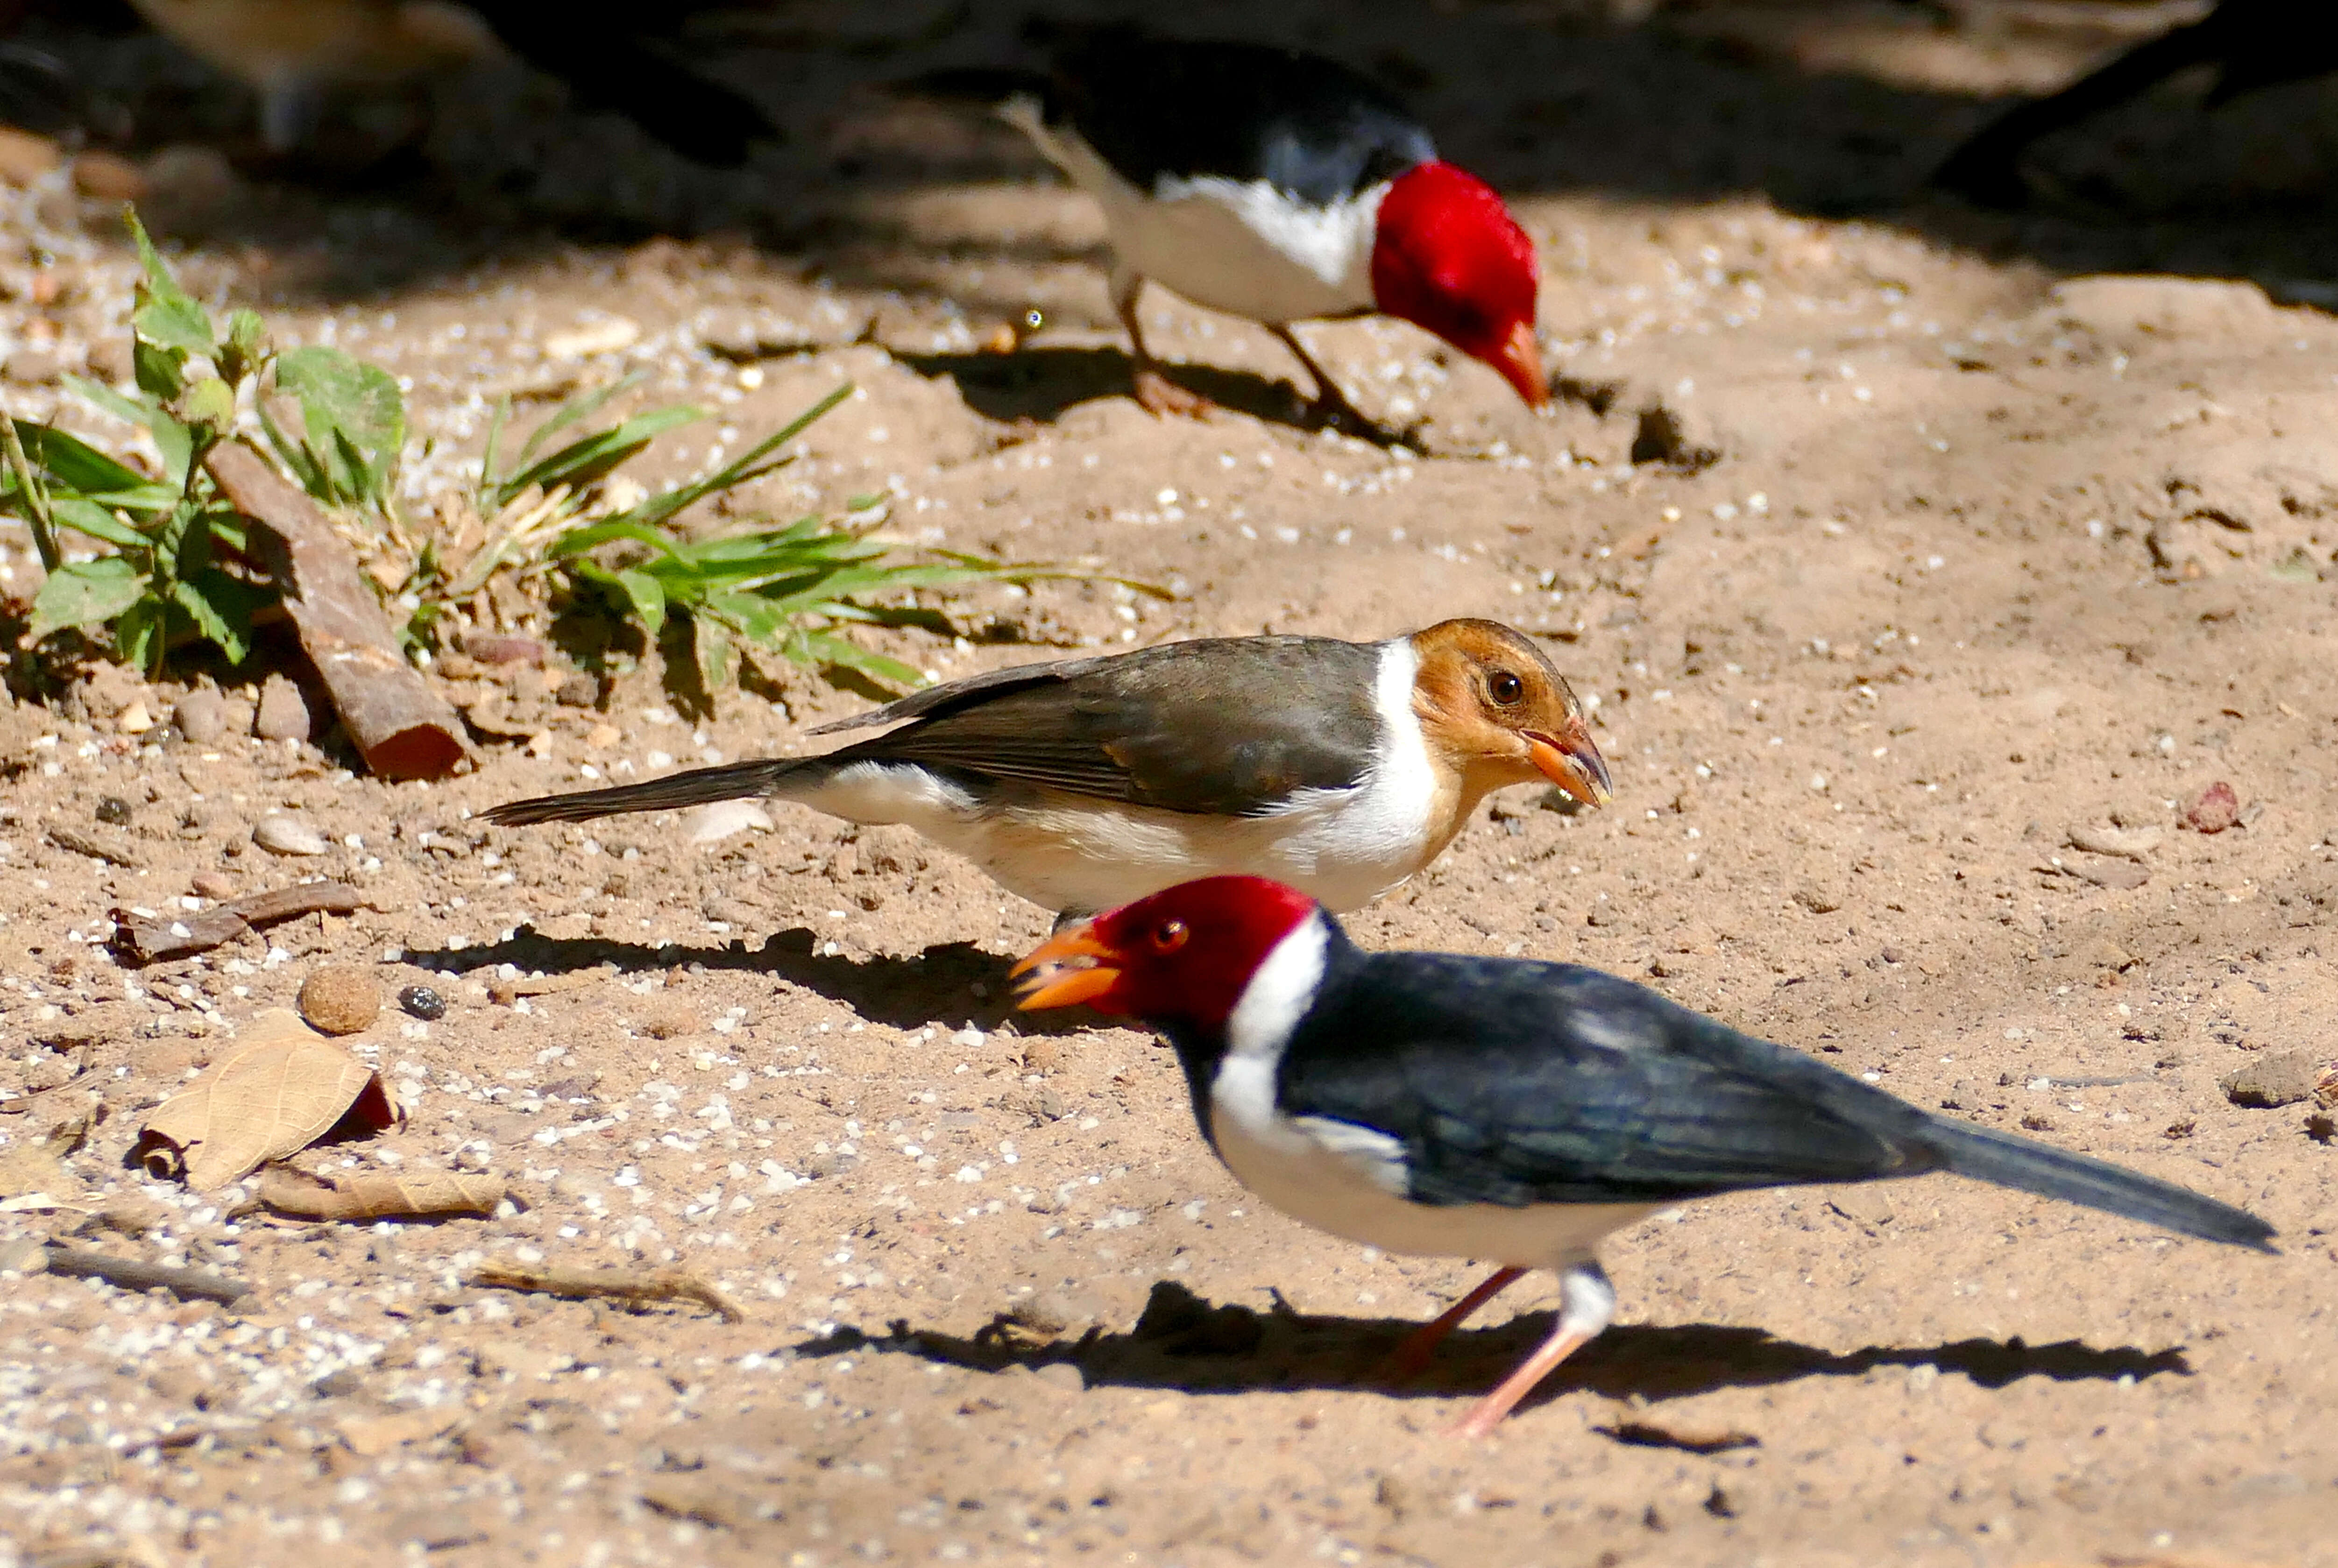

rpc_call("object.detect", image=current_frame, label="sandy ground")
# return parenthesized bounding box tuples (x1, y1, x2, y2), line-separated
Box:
(3, 2, 2338, 1565)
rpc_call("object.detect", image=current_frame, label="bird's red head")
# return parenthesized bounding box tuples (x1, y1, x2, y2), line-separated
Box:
(1012, 876, 1321, 1030)
(1370, 162, 1546, 409)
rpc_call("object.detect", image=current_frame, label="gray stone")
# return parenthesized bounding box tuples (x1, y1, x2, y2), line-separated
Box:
(172, 689, 227, 744)
(254, 675, 310, 742)
(253, 814, 329, 856)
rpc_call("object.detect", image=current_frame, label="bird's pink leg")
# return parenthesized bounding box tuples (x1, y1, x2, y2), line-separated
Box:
(1384, 1266, 1525, 1381)
(1449, 1259, 1615, 1441)
(1115, 281, 1211, 417)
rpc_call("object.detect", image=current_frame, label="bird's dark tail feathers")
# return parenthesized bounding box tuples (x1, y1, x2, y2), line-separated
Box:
(482, 758, 818, 827)
(1920, 1115, 2276, 1252)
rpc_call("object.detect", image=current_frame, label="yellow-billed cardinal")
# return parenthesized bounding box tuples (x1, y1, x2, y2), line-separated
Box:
(908, 27, 1546, 424)
(484, 619, 1609, 916)
(1014, 877, 2277, 1438)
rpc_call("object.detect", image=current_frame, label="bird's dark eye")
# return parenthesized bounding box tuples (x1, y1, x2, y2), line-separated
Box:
(1488, 670, 1524, 705)
(1151, 919, 1189, 954)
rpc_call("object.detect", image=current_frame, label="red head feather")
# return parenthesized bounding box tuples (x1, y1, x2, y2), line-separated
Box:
(1013, 876, 1321, 1030)
(1370, 162, 1546, 408)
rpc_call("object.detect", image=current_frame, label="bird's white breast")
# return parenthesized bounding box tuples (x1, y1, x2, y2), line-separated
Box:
(1003, 104, 1381, 325)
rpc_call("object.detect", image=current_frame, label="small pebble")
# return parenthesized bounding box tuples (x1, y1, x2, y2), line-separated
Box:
(632, 997, 701, 1039)
(398, 984, 448, 1021)
(254, 674, 310, 742)
(190, 871, 236, 900)
(2182, 781, 2241, 834)
(311, 1367, 366, 1399)
(2067, 823, 2162, 860)
(172, 689, 227, 744)
(115, 700, 154, 735)
(2219, 1050, 2338, 1110)
(299, 965, 382, 1035)
(94, 796, 132, 825)
(254, 815, 329, 856)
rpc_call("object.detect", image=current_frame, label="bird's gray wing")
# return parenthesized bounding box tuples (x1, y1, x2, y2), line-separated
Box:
(829, 636, 1388, 816)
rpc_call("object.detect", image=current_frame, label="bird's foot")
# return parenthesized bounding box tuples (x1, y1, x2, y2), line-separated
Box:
(1133, 367, 1212, 417)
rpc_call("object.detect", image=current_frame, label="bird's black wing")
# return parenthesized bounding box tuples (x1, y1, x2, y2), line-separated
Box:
(1043, 27, 1435, 206)
(828, 636, 1387, 816)
(1281, 953, 1939, 1207)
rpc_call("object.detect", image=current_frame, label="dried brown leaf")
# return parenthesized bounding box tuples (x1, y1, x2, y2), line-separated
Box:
(138, 1010, 402, 1190)
(257, 1166, 504, 1221)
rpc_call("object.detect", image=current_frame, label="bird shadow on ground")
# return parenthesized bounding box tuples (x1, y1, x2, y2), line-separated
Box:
(797, 1279, 2190, 1429)
(893, 346, 1423, 451)
(399, 925, 1091, 1035)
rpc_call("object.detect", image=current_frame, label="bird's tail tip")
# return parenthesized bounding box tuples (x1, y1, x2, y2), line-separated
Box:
(1926, 1115, 2277, 1253)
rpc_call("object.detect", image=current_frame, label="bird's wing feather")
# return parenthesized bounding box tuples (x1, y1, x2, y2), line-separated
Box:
(828, 636, 1388, 815)
(1280, 956, 1936, 1207)
(1043, 27, 1435, 205)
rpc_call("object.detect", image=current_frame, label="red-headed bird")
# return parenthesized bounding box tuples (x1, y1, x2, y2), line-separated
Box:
(906, 27, 1546, 426)
(1015, 876, 2276, 1437)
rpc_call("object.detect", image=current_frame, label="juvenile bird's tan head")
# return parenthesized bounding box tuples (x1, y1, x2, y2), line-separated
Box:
(1408, 618, 1611, 814)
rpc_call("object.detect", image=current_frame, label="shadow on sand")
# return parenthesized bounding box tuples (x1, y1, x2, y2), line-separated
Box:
(791, 1278, 2191, 1432)
(399, 925, 1096, 1035)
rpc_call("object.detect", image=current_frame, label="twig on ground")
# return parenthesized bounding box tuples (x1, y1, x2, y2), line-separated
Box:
(467, 1258, 744, 1322)
(37, 1243, 252, 1306)
(113, 880, 365, 964)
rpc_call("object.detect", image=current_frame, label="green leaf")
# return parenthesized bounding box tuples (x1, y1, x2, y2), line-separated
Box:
(505, 373, 644, 480)
(113, 595, 166, 677)
(133, 335, 188, 401)
(595, 566, 667, 636)
(273, 346, 404, 502)
(125, 210, 217, 359)
(219, 309, 268, 387)
(499, 404, 701, 505)
(544, 515, 692, 565)
(255, 402, 327, 498)
(64, 374, 194, 486)
(25, 555, 146, 642)
(784, 627, 925, 689)
(13, 418, 153, 495)
(597, 386, 847, 536)
(50, 497, 149, 550)
(177, 376, 234, 432)
(171, 570, 265, 664)
(691, 615, 734, 698)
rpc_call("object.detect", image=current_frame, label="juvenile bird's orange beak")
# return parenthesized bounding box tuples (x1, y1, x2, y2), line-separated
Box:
(1493, 319, 1547, 410)
(1012, 924, 1123, 1010)
(1525, 722, 1613, 807)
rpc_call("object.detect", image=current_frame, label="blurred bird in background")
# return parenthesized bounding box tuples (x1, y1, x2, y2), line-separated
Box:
(1934, 0, 2338, 207)
(119, 0, 778, 165)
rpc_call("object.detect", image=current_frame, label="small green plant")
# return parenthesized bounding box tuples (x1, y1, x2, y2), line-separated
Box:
(399, 379, 1161, 702)
(3, 208, 1162, 702)
(2, 211, 403, 676)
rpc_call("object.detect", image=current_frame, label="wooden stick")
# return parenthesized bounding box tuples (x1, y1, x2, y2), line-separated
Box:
(39, 1243, 252, 1306)
(113, 880, 364, 964)
(467, 1259, 744, 1323)
(207, 441, 470, 781)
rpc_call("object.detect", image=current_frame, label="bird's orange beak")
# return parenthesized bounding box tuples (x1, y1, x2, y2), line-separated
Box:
(1492, 319, 1548, 410)
(1012, 923, 1124, 1011)
(1525, 720, 1613, 807)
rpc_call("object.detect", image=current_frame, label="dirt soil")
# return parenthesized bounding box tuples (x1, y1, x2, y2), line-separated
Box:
(4, 3, 2338, 1565)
